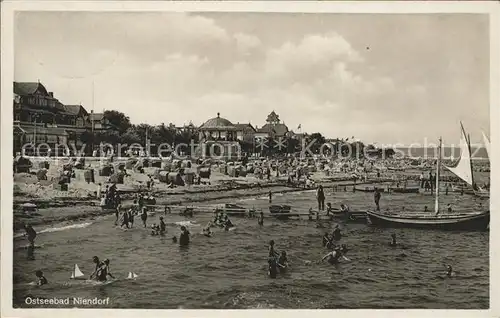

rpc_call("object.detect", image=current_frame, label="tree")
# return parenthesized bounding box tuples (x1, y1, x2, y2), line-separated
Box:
(103, 110, 131, 134)
(384, 148, 396, 158)
(305, 132, 326, 154)
(121, 127, 141, 145)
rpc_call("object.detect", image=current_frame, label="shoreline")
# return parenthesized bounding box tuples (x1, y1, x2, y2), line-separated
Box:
(13, 179, 381, 232)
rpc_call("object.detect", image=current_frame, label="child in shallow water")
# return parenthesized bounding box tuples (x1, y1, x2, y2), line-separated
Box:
(35, 270, 47, 286)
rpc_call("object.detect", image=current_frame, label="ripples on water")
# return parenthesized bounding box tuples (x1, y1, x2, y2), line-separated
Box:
(13, 190, 489, 309)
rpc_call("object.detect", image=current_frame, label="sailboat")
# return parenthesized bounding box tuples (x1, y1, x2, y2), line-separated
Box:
(127, 272, 139, 279)
(70, 264, 86, 280)
(366, 137, 489, 231)
(443, 123, 489, 198)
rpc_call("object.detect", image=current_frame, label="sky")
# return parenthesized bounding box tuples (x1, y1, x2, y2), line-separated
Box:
(14, 12, 490, 146)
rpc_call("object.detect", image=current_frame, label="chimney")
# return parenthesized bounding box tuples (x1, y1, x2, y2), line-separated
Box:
(48, 92, 54, 97)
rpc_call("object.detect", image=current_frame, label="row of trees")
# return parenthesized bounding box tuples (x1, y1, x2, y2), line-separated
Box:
(78, 110, 395, 158)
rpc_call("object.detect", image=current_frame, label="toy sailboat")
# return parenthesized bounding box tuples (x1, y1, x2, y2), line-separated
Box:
(70, 264, 86, 280)
(127, 272, 139, 279)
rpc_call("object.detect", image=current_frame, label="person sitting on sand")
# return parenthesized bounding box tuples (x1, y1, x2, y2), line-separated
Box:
(35, 270, 48, 286)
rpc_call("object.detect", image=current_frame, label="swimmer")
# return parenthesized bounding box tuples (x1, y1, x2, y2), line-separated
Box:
(446, 265, 454, 277)
(203, 225, 212, 237)
(151, 223, 159, 236)
(35, 270, 48, 286)
(278, 251, 289, 271)
(341, 244, 349, 254)
(321, 246, 349, 265)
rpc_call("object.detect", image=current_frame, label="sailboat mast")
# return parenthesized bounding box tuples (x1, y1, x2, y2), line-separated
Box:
(467, 133, 475, 188)
(434, 137, 442, 214)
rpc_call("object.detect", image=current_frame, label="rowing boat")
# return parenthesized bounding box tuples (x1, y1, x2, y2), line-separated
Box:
(366, 210, 490, 231)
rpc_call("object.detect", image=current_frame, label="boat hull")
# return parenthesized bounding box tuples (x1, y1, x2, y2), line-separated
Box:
(353, 187, 386, 193)
(388, 187, 420, 194)
(366, 210, 489, 231)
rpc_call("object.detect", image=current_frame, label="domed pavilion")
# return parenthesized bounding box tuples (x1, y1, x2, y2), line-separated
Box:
(198, 112, 238, 142)
(198, 112, 240, 158)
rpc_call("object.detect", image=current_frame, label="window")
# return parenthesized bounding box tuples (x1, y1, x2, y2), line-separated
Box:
(14, 113, 20, 121)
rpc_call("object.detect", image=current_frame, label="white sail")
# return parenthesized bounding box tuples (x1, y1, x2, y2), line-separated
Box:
(127, 272, 138, 279)
(482, 131, 491, 159)
(444, 124, 474, 187)
(71, 264, 85, 279)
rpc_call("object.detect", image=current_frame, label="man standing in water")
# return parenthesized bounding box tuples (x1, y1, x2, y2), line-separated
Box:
(24, 224, 37, 260)
(316, 185, 325, 211)
(258, 211, 264, 226)
(140, 207, 148, 228)
(179, 226, 190, 246)
(374, 188, 381, 211)
(159, 216, 167, 234)
(24, 224, 37, 247)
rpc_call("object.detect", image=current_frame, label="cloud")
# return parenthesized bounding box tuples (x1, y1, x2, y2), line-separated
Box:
(233, 33, 262, 53)
(15, 12, 488, 144)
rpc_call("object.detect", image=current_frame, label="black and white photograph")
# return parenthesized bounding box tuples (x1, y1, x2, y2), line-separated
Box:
(1, 0, 499, 314)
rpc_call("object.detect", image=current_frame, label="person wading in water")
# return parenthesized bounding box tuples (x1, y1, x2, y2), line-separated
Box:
(140, 207, 148, 228)
(316, 185, 325, 211)
(374, 188, 381, 211)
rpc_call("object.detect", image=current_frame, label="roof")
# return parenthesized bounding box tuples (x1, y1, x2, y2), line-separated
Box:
(199, 113, 236, 130)
(63, 105, 87, 116)
(234, 123, 256, 132)
(90, 113, 104, 121)
(16, 125, 69, 136)
(259, 123, 289, 136)
(14, 82, 47, 96)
